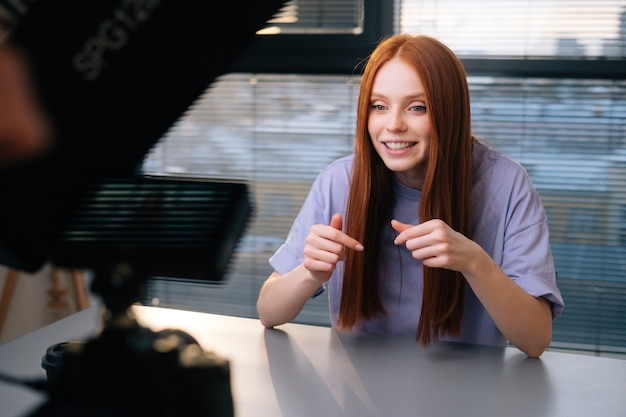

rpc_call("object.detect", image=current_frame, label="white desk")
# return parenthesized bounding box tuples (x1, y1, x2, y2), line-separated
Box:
(1, 305, 625, 417)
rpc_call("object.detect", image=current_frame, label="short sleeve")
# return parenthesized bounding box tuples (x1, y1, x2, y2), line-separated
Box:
(269, 155, 353, 277)
(499, 167, 565, 319)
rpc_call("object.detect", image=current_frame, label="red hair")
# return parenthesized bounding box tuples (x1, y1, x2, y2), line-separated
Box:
(338, 34, 473, 345)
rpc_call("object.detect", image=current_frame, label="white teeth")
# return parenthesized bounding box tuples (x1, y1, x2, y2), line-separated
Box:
(384, 142, 415, 151)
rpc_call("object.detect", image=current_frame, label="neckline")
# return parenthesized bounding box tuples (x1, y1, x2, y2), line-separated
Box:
(392, 176, 422, 201)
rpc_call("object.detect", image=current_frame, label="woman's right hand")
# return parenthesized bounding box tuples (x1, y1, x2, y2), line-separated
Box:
(303, 213, 364, 282)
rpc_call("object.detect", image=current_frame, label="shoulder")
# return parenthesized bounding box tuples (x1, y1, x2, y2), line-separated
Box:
(318, 154, 354, 176)
(473, 139, 525, 173)
(312, 154, 354, 189)
(472, 139, 535, 191)
(471, 138, 547, 230)
(299, 154, 353, 212)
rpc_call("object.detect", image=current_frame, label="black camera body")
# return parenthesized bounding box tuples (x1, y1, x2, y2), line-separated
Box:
(37, 322, 233, 417)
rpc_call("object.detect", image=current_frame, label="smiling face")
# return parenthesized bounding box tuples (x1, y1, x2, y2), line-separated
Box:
(367, 57, 431, 190)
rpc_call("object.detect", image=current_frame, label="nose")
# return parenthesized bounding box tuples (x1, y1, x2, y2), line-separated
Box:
(386, 109, 406, 132)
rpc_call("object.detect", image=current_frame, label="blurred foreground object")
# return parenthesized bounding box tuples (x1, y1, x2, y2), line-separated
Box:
(0, 43, 51, 167)
(0, 1, 287, 415)
(0, 0, 287, 273)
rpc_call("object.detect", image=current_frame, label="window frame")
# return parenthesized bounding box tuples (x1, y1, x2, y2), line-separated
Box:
(461, 57, 626, 79)
(228, 0, 395, 74)
(230, 0, 625, 80)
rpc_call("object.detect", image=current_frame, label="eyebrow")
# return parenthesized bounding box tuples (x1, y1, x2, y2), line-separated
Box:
(370, 92, 426, 100)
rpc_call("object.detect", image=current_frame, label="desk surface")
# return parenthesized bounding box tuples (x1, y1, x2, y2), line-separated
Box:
(1, 305, 625, 417)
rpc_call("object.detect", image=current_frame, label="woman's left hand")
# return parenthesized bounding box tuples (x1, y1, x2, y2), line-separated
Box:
(392, 218, 553, 357)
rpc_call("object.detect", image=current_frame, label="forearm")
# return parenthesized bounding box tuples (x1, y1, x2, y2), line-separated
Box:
(257, 264, 323, 328)
(463, 247, 553, 358)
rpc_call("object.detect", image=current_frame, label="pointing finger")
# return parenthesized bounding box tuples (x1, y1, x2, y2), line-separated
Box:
(328, 213, 363, 251)
(391, 219, 413, 245)
(330, 213, 342, 231)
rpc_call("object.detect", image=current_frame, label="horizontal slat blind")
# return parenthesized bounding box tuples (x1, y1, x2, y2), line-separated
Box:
(399, 0, 626, 354)
(470, 77, 626, 353)
(143, 73, 626, 352)
(142, 74, 358, 324)
(145, 74, 357, 182)
(264, 0, 364, 34)
(399, 0, 626, 57)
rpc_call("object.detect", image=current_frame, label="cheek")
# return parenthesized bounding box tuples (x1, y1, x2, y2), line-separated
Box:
(412, 118, 431, 136)
(367, 117, 381, 139)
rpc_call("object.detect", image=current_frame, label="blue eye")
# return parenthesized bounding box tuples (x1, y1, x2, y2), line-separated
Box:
(371, 104, 386, 111)
(411, 105, 427, 112)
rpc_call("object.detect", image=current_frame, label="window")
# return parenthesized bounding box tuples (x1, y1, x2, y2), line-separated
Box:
(399, 0, 625, 58)
(395, 0, 626, 354)
(264, 0, 365, 34)
(142, 0, 626, 354)
(142, 74, 359, 324)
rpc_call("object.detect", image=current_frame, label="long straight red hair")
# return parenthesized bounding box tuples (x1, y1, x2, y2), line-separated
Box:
(337, 34, 473, 345)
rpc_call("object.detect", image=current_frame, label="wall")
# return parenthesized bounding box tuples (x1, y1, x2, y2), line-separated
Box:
(0, 264, 94, 345)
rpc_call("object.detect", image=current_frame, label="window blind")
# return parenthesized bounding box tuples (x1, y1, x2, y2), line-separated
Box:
(264, 0, 364, 34)
(142, 74, 359, 324)
(469, 76, 626, 353)
(398, 0, 626, 354)
(398, 0, 626, 58)
(141, 0, 626, 354)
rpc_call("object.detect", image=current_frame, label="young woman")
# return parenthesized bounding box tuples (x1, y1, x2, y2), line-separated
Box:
(256, 34, 564, 358)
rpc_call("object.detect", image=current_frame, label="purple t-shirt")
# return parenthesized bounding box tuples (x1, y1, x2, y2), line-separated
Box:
(270, 140, 564, 347)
